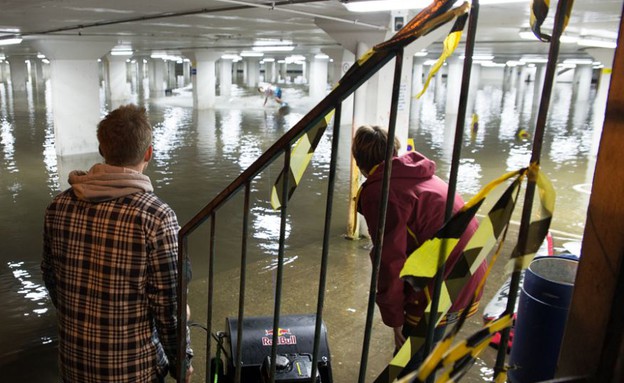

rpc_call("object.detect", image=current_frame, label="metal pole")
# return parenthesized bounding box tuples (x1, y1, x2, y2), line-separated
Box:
(423, 2, 479, 373)
(311, 103, 342, 381)
(234, 184, 251, 383)
(494, 0, 570, 377)
(269, 148, 291, 383)
(358, 48, 404, 383)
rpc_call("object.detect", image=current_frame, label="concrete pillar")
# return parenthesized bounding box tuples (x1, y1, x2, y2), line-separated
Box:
(279, 61, 287, 83)
(151, 59, 166, 96)
(574, 63, 593, 102)
(309, 54, 329, 102)
(265, 60, 277, 84)
(183, 61, 191, 86)
(533, 63, 547, 106)
(445, 55, 462, 114)
(434, 65, 444, 103)
(106, 55, 131, 102)
(246, 57, 260, 88)
(219, 58, 233, 97)
(7, 57, 28, 92)
(193, 50, 220, 109)
(33, 39, 113, 156)
(33, 58, 45, 87)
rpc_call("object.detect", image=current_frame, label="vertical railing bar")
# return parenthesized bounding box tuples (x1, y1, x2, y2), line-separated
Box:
(423, 0, 480, 371)
(234, 183, 252, 383)
(494, 0, 569, 375)
(358, 48, 404, 383)
(269, 148, 292, 383)
(205, 213, 216, 382)
(311, 103, 343, 382)
(176, 236, 189, 383)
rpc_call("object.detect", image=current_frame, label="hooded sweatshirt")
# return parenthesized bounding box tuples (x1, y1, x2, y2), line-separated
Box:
(42, 163, 192, 383)
(357, 151, 485, 328)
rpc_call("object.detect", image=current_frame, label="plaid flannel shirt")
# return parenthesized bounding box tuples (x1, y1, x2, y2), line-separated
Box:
(42, 189, 192, 383)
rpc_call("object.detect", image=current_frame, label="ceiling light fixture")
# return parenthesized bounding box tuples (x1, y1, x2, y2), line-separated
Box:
(344, 0, 525, 12)
(111, 49, 133, 56)
(240, 51, 264, 57)
(314, 53, 329, 59)
(252, 45, 295, 52)
(577, 37, 617, 49)
(0, 36, 23, 46)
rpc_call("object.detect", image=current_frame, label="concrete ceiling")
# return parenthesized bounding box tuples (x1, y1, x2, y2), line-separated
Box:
(0, 0, 622, 65)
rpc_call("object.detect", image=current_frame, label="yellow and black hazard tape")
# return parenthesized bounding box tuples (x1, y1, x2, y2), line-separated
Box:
(375, 165, 555, 382)
(530, 0, 574, 42)
(271, 110, 335, 210)
(415, 12, 469, 99)
(375, 169, 526, 383)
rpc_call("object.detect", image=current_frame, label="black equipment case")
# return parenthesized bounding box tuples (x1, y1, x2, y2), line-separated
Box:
(222, 314, 333, 382)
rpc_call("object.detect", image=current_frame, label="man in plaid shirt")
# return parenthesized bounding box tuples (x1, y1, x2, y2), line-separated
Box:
(42, 104, 193, 383)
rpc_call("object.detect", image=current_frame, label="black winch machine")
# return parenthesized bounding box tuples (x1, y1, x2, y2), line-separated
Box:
(213, 314, 333, 382)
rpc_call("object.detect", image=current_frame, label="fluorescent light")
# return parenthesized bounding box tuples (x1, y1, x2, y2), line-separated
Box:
(414, 50, 428, 57)
(462, 54, 494, 61)
(577, 37, 617, 49)
(344, 0, 430, 12)
(240, 51, 264, 57)
(519, 30, 536, 40)
(111, 49, 133, 56)
(345, 0, 525, 12)
(520, 56, 548, 64)
(563, 58, 594, 65)
(506, 60, 523, 67)
(252, 45, 295, 52)
(314, 53, 329, 59)
(221, 54, 241, 60)
(263, 58, 275, 62)
(42, 58, 50, 64)
(560, 34, 579, 44)
(0, 36, 22, 46)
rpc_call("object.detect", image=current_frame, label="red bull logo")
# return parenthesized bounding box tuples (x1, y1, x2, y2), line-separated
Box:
(262, 327, 297, 346)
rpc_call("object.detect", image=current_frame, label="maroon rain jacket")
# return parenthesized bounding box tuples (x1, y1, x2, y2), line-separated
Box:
(357, 151, 486, 328)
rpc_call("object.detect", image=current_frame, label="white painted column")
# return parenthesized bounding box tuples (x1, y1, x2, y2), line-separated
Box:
(246, 57, 260, 88)
(152, 59, 166, 96)
(445, 55, 462, 115)
(7, 57, 28, 92)
(34, 39, 113, 156)
(339, 49, 355, 126)
(574, 63, 593, 102)
(183, 61, 191, 86)
(434, 65, 444, 103)
(106, 55, 131, 102)
(266, 60, 277, 83)
(309, 54, 329, 102)
(33, 58, 45, 88)
(219, 58, 233, 97)
(533, 63, 547, 105)
(193, 50, 220, 109)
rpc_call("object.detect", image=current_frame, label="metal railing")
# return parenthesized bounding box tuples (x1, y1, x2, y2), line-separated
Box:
(173, 0, 574, 381)
(174, 1, 471, 382)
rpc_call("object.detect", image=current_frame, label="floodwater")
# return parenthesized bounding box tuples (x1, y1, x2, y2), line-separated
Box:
(0, 69, 595, 382)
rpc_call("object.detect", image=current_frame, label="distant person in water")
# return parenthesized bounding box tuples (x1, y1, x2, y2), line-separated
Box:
(258, 84, 283, 106)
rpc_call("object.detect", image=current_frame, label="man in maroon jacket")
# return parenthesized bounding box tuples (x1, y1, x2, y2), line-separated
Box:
(352, 125, 486, 365)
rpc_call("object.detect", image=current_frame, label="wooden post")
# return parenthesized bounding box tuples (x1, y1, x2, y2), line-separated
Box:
(557, 6, 624, 381)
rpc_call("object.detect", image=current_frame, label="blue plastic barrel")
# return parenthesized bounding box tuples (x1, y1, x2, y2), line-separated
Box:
(508, 256, 579, 383)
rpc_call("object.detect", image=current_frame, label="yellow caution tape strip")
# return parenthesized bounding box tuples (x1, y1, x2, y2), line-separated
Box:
(270, 111, 334, 210)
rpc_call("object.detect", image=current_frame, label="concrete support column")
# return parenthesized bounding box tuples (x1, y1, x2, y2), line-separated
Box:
(219, 58, 233, 97)
(33, 58, 45, 87)
(106, 55, 131, 102)
(183, 61, 191, 86)
(151, 59, 166, 96)
(7, 57, 28, 92)
(33, 39, 113, 156)
(309, 54, 329, 102)
(166, 61, 176, 89)
(445, 55, 462, 114)
(246, 57, 260, 88)
(279, 61, 287, 83)
(193, 50, 220, 109)
(265, 60, 277, 83)
(574, 63, 593, 102)
(533, 63, 547, 105)
(434, 65, 444, 102)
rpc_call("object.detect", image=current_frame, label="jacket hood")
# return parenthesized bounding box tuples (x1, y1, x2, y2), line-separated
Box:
(366, 151, 436, 183)
(69, 163, 154, 202)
